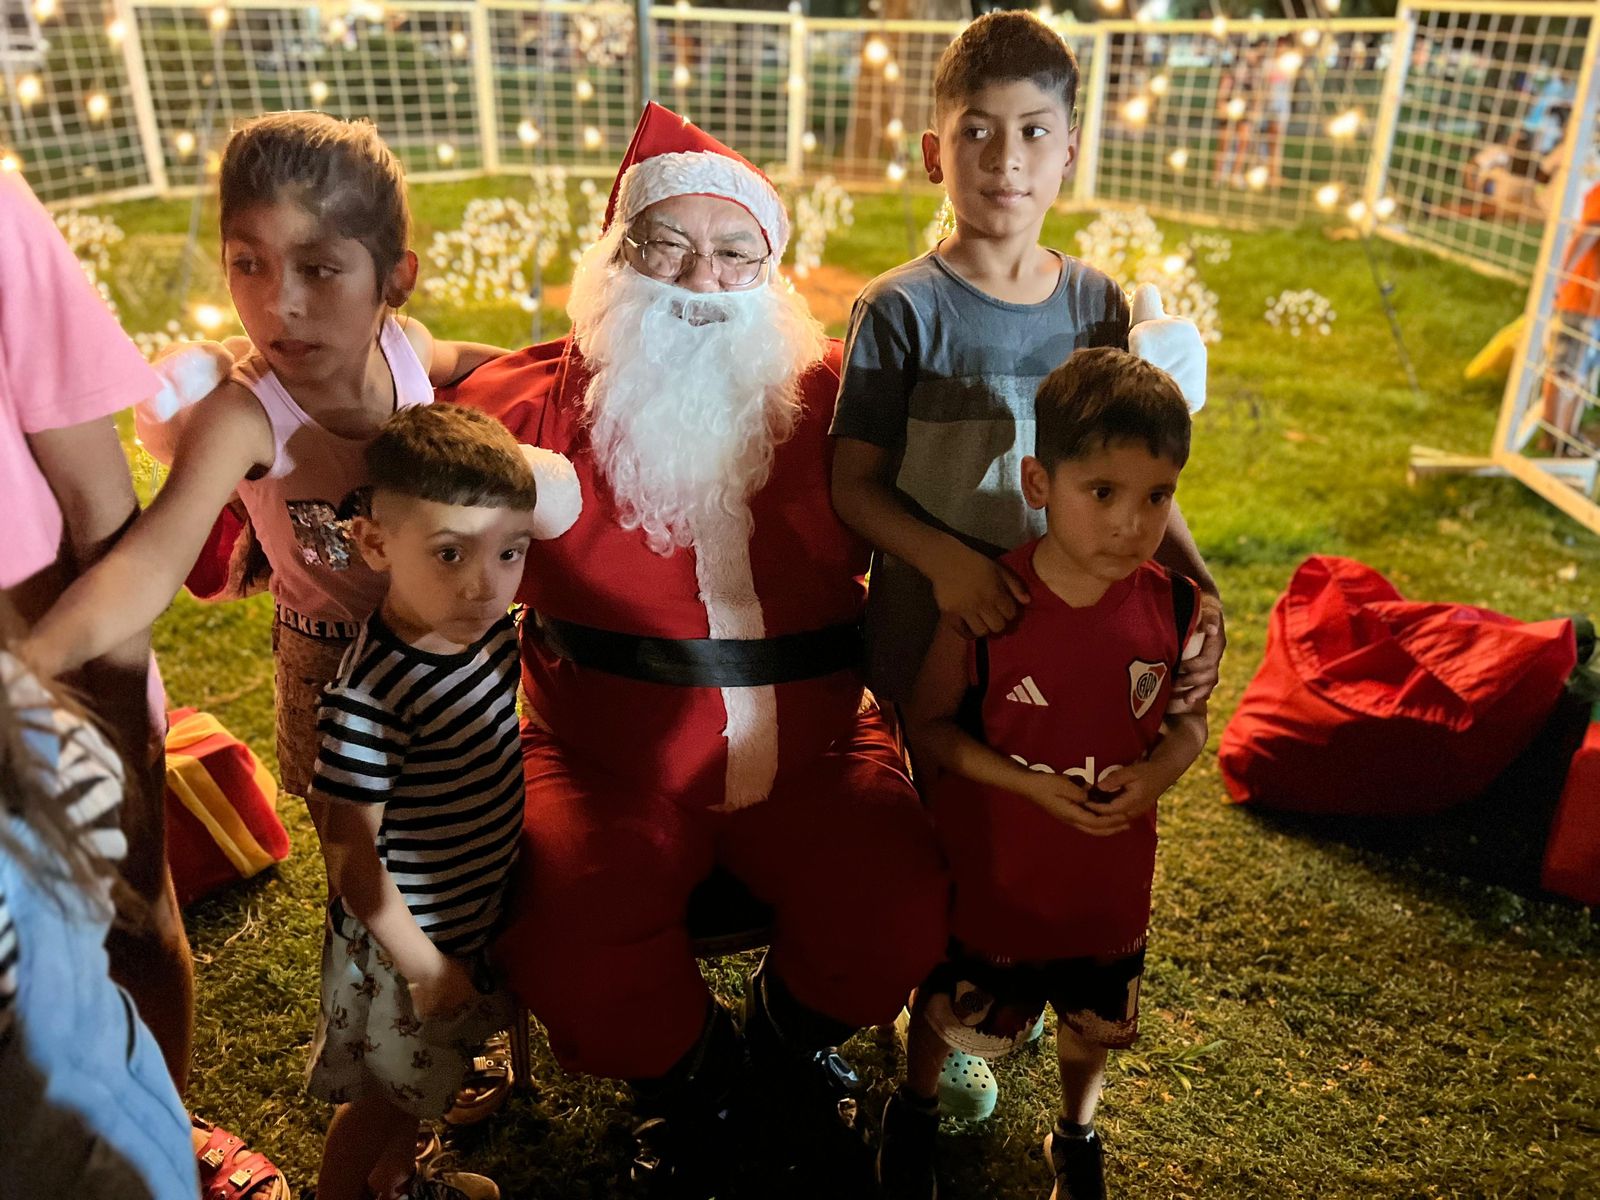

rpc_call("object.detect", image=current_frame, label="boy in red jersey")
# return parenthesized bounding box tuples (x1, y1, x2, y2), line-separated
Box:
(880, 347, 1209, 1200)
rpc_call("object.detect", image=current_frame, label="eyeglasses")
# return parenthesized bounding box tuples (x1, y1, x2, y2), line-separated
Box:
(622, 234, 770, 288)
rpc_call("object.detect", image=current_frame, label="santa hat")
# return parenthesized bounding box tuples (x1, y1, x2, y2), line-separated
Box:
(605, 101, 790, 261)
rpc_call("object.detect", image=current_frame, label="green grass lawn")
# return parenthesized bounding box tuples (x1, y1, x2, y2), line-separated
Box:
(91, 181, 1599, 1198)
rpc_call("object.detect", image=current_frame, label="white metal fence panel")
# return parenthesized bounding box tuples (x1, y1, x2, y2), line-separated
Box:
(0, 0, 1591, 293)
(0, 0, 155, 202)
(1370, 0, 1594, 282)
(1088, 17, 1393, 227)
(1486, 17, 1600, 532)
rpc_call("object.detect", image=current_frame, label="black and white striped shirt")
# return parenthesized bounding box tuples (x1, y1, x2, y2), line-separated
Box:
(0, 652, 127, 1041)
(312, 612, 523, 956)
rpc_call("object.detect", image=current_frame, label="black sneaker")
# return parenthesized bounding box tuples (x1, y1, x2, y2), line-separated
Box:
(876, 1090, 939, 1200)
(630, 1111, 732, 1200)
(1044, 1126, 1106, 1200)
(742, 966, 866, 1136)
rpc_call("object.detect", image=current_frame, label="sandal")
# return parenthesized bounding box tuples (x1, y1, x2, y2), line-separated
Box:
(192, 1115, 290, 1200)
(443, 1031, 514, 1127)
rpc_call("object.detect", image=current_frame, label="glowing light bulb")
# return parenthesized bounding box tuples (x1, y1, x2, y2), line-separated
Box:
(1315, 183, 1340, 209)
(435, 142, 456, 164)
(1246, 165, 1269, 189)
(517, 120, 541, 146)
(449, 30, 467, 53)
(17, 76, 41, 106)
(1346, 200, 1367, 222)
(885, 117, 904, 139)
(886, 160, 906, 183)
(1325, 0, 1342, 11)
(327, 16, 347, 40)
(583, 125, 603, 150)
(1226, 97, 1246, 121)
(208, 6, 229, 32)
(675, 0, 690, 10)
(193, 304, 225, 331)
(1327, 109, 1360, 139)
(883, 60, 900, 83)
(174, 130, 197, 156)
(1277, 51, 1303, 73)
(674, 63, 691, 88)
(801, 131, 818, 153)
(204, 151, 221, 176)
(106, 17, 126, 43)
(1162, 254, 1185, 275)
(1210, 15, 1227, 37)
(1098, 0, 1121, 11)
(787, 72, 806, 92)
(86, 92, 109, 120)
(1123, 96, 1150, 124)
(32, 0, 56, 20)
(1374, 195, 1396, 219)
(864, 37, 889, 66)
(309, 80, 329, 103)
(1149, 74, 1169, 97)
(576, 78, 595, 102)
(1037, 3, 1053, 19)
(1, 153, 20, 173)
(1168, 148, 1189, 170)
(1300, 28, 1320, 48)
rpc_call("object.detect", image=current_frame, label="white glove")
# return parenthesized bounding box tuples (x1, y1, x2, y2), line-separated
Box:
(1128, 284, 1206, 414)
(519, 445, 582, 540)
(134, 341, 233, 465)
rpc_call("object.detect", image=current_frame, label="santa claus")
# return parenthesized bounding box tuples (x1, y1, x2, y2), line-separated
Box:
(441, 104, 950, 1191)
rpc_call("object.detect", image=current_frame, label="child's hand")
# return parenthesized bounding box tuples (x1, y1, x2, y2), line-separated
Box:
(1090, 760, 1179, 824)
(929, 542, 1030, 638)
(1021, 771, 1130, 836)
(1170, 593, 1226, 712)
(408, 955, 478, 1022)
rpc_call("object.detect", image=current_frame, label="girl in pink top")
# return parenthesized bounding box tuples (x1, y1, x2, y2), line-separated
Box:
(25, 113, 506, 830)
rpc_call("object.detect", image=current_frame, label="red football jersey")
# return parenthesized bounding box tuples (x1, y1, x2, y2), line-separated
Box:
(935, 540, 1198, 961)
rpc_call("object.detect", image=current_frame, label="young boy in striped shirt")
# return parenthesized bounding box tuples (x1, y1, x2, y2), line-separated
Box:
(304, 403, 538, 1200)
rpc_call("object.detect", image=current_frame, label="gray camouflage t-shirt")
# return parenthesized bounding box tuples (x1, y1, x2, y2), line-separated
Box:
(831, 250, 1129, 702)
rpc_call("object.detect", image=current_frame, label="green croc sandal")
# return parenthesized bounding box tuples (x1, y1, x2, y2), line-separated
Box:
(936, 1050, 997, 1123)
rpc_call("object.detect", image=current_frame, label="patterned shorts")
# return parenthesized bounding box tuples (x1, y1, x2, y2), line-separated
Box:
(271, 623, 351, 798)
(921, 940, 1147, 1059)
(305, 899, 513, 1118)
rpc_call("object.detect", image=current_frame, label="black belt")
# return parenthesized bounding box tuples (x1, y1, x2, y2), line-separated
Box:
(534, 613, 862, 688)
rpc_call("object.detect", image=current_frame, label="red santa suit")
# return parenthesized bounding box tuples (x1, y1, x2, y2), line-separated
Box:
(443, 107, 948, 1080)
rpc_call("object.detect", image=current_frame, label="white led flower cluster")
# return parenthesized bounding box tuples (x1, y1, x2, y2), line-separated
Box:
(54, 209, 124, 315)
(1263, 288, 1336, 337)
(420, 171, 580, 311)
(1075, 208, 1223, 345)
(789, 176, 854, 278)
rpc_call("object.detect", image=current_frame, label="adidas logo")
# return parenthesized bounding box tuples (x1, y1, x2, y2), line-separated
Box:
(1005, 676, 1049, 706)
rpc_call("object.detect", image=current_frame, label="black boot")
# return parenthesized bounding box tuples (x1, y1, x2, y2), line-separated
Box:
(629, 1001, 744, 1199)
(742, 955, 872, 1191)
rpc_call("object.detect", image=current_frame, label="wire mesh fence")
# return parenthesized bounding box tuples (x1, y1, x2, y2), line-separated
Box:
(1489, 36, 1600, 530)
(0, 0, 1592, 278)
(1370, 0, 1595, 282)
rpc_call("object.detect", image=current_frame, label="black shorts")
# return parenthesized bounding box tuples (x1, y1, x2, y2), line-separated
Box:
(921, 940, 1147, 1058)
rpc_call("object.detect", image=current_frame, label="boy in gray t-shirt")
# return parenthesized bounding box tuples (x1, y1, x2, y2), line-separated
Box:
(831, 11, 1222, 709)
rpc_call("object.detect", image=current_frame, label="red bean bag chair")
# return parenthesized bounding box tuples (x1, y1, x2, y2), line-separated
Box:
(1219, 556, 1576, 817)
(164, 709, 290, 906)
(1543, 707, 1600, 905)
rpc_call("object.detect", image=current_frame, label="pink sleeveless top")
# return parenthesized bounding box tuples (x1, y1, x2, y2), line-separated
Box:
(233, 317, 432, 640)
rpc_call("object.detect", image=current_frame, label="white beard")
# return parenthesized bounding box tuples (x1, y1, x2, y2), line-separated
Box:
(566, 224, 827, 556)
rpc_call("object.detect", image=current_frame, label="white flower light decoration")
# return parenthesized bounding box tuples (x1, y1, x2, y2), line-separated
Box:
(1075, 208, 1222, 345)
(1264, 288, 1335, 338)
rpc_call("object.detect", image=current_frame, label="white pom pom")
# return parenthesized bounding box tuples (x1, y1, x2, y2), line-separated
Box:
(521, 445, 582, 540)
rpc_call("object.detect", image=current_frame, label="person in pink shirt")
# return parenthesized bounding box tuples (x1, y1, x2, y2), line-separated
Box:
(1, 171, 288, 1200)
